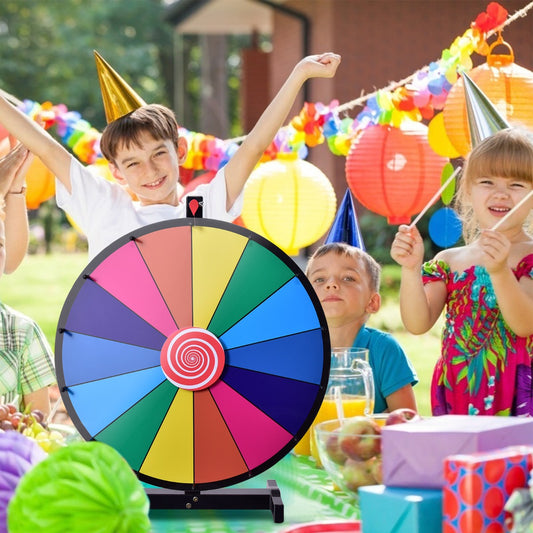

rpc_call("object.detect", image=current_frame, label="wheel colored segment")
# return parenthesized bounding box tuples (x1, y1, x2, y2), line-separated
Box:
(64, 280, 167, 349)
(191, 225, 248, 329)
(66, 366, 167, 437)
(221, 366, 321, 435)
(160, 327, 225, 390)
(61, 333, 161, 386)
(194, 389, 248, 484)
(220, 277, 321, 349)
(226, 328, 325, 384)
(95, 380, 178, 471)
(139, 389, 194, 484)
(91, 240, 178, 336)
(135, 226, 193, 330)
(208, 239, 295, 337)
(210, 380, 293, 471)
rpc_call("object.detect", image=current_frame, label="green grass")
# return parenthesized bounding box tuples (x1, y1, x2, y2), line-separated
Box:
(0, 253, 442, 416)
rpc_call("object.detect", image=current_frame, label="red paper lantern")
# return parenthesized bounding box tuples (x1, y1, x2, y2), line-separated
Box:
(345, 121, 449, 225)
(443, 36, 533, 156)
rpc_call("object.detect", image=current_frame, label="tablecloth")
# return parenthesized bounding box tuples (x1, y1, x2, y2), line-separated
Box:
(148, 454, 360, 532)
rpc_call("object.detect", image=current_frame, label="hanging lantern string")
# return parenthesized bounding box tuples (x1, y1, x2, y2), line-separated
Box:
(335, 0, 533, 115)
(228, 0, 533, 145)
(2, 1, 533, 170)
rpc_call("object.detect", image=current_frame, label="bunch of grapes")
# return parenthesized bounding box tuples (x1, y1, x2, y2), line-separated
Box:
(0, 403, 65, 453)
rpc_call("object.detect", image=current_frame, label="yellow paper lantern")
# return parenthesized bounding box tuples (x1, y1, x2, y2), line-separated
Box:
(443, 35, 533, 156)
(241, 154, 336, 256)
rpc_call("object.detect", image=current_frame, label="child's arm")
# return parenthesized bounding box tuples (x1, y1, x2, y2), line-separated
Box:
(224, 52, 341, 210)
(0, 96, 72, 192)
(391, 225, 446, 334)
(0, 142, 31, 273)
(481, 229, 533, 337)
(385, 384, 417, 413)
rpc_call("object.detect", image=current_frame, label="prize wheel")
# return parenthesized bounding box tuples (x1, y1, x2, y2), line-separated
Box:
(55, 218, 330, 491)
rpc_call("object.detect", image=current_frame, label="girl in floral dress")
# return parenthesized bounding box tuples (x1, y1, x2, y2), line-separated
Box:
(391, 128, 533, 416)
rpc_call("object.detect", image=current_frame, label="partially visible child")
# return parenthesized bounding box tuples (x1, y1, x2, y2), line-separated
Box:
(0, 197, 55, 416)
(390, 128, 533, 416)
(307, 242, 418, 413)
(0, 52, 341, 259)
(0, 141, 32, 273)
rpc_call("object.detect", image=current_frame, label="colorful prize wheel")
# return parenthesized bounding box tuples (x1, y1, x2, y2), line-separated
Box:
(55, 219, 330, 492)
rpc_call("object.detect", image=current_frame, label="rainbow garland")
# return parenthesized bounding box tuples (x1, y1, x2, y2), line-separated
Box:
(18, 2, 507, 172)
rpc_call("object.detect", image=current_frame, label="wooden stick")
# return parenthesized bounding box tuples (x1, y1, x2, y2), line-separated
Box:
(409, 166, 462, 229)
(491, 189, 533, 231)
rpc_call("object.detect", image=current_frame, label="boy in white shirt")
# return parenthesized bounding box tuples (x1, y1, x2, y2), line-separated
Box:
(0, 51, 341, 259)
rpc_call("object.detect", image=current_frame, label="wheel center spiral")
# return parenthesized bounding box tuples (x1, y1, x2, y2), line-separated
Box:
(160, 327, 225, 391)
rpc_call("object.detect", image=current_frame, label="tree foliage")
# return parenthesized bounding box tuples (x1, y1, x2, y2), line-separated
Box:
(0, 0, 174, 131)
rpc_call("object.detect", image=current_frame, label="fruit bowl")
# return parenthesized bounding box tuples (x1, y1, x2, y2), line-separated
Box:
(314, 416, 382, 494)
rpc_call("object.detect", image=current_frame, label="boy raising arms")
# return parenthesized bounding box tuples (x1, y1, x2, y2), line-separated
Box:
(306, 242, 418, 413)
(0, 52, 341, 259)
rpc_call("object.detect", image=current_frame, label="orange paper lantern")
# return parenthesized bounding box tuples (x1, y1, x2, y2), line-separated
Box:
(25, 157, 55, 210)
(345, 121, 449, 225)
(443, 36, 533, 156)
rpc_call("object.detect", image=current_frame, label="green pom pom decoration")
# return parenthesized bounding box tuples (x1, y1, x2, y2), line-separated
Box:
(7, 441, 151, 533)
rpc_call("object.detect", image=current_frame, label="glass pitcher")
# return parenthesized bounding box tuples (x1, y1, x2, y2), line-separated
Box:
(293, 347, 375, 459)
(326, 347, 375, 419)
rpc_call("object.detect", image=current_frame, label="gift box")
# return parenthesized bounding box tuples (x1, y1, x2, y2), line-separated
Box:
(382, 415, 533, 488)
(358, 484, 442, 533)
(443, 446, 533, 533)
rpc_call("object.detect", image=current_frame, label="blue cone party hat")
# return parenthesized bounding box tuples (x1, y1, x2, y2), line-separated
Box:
(462, 71, 510, 148)
(324, 189, 365, 250)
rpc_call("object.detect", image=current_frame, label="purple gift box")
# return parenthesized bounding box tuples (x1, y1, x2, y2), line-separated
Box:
(382, 415, 533, 489)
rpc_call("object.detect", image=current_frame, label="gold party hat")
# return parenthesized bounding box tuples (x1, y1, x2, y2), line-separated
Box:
(94, 50, 146, 123)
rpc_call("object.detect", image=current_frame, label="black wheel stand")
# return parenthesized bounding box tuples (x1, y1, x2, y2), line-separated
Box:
(146, 479, 284, 523)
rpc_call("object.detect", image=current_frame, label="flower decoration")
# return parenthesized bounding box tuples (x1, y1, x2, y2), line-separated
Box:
(473, 2, 508, 35)
(290, 102, 326, 146)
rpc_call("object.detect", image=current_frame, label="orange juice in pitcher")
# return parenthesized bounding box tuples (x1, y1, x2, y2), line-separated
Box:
(293, 347, 375, 462)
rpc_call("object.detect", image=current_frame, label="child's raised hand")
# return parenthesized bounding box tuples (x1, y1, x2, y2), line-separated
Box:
(479, 228, 511, 274)
(390, 224, 425, 270)
(0, 142, 31, 197)
(295, 53, 341, 81)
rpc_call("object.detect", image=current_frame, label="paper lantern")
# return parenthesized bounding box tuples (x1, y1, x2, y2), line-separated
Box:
(7, 441, 151, 533)
(241, 154, 336, 255)
(24, 157, 55, 210)
(345, 121, 449, 225)
(443, 35, 533, 156)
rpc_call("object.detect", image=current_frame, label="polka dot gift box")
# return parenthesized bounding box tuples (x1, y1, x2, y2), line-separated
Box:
(443, 446, 533, 533)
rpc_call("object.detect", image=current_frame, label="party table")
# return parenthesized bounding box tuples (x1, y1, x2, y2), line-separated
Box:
(148, 454, 360, 532)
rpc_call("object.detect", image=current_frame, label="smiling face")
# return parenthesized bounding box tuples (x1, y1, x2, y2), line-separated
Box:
(457, 128, 533, 241)
(469, 175, 533, 230)
(109, 131, 187, 207)
(307, 250, 380, 328)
